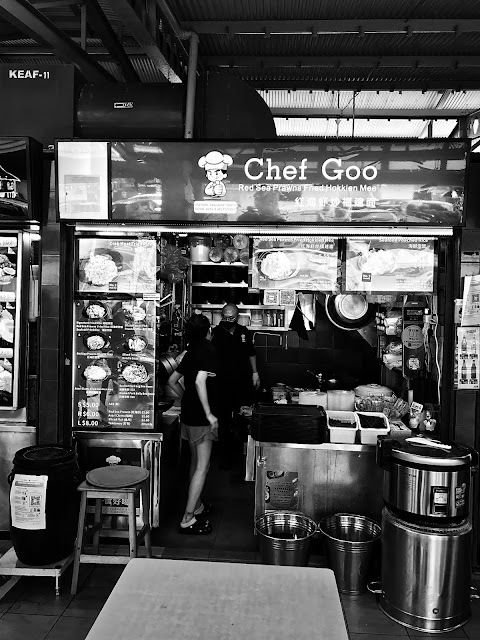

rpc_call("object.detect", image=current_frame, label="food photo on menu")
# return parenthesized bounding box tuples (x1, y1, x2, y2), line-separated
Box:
(76, 237, 157, 294)
(345, 237, 435, 293)
(251, 236, 339, 291)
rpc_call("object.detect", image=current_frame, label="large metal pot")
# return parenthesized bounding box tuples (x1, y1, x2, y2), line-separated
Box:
(377, 436, 477, 523)
(379, 507, 472, 633)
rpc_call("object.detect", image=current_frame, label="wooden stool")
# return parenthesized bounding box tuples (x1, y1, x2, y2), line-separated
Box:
(71, 475, 152, 595)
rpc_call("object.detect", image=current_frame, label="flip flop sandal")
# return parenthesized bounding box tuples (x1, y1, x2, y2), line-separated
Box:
(194, 502, 215, 518)
(178, 517, 212, 535)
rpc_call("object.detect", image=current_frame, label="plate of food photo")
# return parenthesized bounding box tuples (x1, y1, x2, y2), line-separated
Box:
(120, 361, 150, 384)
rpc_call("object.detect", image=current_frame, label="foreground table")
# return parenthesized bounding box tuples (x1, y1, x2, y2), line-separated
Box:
(85, 558, 349, 640)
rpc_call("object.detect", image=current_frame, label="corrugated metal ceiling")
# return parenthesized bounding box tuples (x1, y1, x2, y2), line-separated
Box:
(0, 0, 480, 137)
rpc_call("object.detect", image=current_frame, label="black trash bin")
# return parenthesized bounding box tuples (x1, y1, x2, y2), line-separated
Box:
(9, 445, 81, 566)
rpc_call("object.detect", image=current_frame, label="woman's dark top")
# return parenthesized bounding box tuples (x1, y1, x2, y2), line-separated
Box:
(176, 340, 220, 426)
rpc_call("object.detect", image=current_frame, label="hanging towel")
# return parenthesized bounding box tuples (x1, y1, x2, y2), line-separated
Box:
(289, 303, 309, 340)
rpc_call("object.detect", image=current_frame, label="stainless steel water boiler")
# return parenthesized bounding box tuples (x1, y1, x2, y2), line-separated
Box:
(376, 436, 478, 633)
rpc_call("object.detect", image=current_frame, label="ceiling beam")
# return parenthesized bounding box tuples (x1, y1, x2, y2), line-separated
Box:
(83, 0, 139, 82)
(0, 0, 114, 82)
(103, 0, 179, 82)
(270, 108, 469, 119)
(182, 19, 480, 35)
(248, 79, 480, 91)
(206, 55, 480, 69)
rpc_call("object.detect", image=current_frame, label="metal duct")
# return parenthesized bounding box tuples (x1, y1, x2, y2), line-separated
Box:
(75, 83, 185, 139)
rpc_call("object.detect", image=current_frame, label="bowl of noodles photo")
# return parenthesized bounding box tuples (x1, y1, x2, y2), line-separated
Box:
(83, 333, 110, 351)
(83, 302, 108, 320)
(78, 249, 123, 289)
(125, 336, 148, 353)
(120, 361, 150, 384)
(259, 251, 299, 281)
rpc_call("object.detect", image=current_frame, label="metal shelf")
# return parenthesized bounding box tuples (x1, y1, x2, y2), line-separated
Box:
(191, 262, 248, 267)
(192, 304, 283, 310)
(191, 282, 248, 287)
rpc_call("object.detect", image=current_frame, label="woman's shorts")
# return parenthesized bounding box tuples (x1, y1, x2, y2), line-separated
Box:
(181, 422, 218, 445)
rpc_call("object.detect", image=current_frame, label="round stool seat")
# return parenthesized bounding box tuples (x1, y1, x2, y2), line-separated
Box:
(86, 465, 149, 489)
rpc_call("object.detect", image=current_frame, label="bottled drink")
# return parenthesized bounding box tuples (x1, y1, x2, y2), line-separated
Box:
(461, 336, 468, 352)
(471, 360, 477, 381)
(472, 339, 477, 355)
(277, 309, 285, 327)
(461, 360, 468, 382)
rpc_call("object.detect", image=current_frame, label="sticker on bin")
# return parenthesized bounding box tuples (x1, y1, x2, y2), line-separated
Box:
(10, 474, 48, 530)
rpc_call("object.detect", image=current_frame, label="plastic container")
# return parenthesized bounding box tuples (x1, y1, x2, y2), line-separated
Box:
(357, 411, 390, 444)
(9, 445, 81, 566)
(255, 511, 318, 566)
(327, 389, 355, 411)
(189, 235, 212, 262)
(327, 410, 358, 443)
(319, 513, 381, 594)
(298, 390, 327, 407)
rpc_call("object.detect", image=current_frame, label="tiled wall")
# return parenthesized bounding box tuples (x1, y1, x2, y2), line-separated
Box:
(38, 163, 61, 443)
(252, 301, 380, 391)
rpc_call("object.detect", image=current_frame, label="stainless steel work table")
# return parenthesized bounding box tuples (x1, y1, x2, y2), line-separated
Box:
(85, 558, 350, 640)
(253, 440, 384, 525)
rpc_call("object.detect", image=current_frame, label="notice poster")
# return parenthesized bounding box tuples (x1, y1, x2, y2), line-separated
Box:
(76, 237, 157, 294)
(455, 327, 479, 390)
(345, 237, 435, 293)
(57, 140, 109, 220)
(265, 470, 299, 511)
(10, 474, 48, 530)
(73, 299, 156, 430)
(461, 275, 480, 326)
(252, 236, 338, 291)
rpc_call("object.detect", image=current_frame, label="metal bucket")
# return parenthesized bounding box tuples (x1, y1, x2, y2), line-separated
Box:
(319, 513, 381, 594)
(255, 511, 317, 566)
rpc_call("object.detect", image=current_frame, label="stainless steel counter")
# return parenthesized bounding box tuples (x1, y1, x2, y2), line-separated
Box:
(253, 440, 384, 526)
(74, 409, 181, 531)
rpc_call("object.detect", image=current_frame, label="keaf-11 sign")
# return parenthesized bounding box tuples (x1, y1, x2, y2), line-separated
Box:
(56, 139, 468, 225)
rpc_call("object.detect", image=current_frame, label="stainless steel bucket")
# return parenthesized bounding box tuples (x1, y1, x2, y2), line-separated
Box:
(380, 507, 472, 633)
(255, 511, 317, 566)
(319, 513, 381, 594)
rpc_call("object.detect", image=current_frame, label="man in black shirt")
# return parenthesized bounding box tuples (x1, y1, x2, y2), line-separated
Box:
(211, 303, 260, 467)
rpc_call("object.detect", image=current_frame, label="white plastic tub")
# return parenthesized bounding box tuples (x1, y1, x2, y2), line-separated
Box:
(326, 410, 358, 444)
(357, 411, 390, 445)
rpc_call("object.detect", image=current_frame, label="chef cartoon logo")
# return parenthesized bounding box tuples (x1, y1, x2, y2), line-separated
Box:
(198, 150, 233, 198)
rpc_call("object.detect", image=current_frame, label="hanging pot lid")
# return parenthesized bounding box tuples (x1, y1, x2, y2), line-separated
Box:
(325, 294, 376, 331)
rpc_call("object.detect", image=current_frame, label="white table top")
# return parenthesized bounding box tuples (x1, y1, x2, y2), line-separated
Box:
(85, 558, 349, 640)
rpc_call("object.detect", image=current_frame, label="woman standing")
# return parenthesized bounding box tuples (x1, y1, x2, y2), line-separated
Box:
(167, 314, 219, 535)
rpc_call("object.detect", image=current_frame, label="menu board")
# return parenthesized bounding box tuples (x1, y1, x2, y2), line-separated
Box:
(345, 237, 435, 294)
(73, 298, 156, 430)
(0, 235, 21, 409)
(77, 237, 157, 294)
(251, 236, 338, 291)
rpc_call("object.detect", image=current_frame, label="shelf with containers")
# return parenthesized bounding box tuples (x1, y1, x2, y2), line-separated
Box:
(187, 236, 290, 331)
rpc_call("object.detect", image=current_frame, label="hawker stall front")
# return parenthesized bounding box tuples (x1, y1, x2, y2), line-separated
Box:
(56, 138, 468, 530)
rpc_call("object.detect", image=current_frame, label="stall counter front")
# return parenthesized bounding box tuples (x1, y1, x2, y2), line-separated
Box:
(254, 440, 384, 526)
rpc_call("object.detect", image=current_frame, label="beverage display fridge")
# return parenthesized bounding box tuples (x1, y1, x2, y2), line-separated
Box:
(0, 137, 42, 531)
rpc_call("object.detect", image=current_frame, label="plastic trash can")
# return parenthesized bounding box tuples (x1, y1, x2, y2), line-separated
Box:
(255, 511, 317, 566)
(319, 513, 381, 594)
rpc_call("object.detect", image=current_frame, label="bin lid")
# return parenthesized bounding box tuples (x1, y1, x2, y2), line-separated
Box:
(13, 445, 76, 468)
